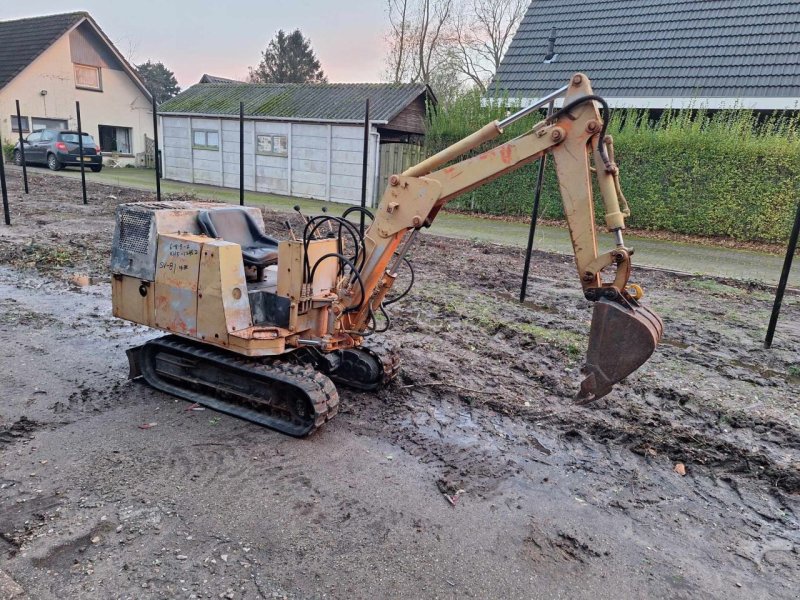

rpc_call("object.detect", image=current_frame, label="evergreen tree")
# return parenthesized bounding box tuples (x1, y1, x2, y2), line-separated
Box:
(136, 61, 181, 104)
(249, 30, 327, 84)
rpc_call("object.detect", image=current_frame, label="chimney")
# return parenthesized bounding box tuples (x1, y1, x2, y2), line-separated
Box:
(544, 27, 557, 62)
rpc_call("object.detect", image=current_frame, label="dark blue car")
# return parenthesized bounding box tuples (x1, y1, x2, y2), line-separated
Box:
(14, 129, 103, 172)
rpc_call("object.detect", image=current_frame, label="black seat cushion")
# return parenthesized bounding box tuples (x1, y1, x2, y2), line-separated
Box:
(197, 208, 279, 267)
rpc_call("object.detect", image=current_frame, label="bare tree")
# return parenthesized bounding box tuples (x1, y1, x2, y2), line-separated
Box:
(386, 0, 413, 83)
(385, 0, 455, 86)
(450, 0, 527, 91)
(414, 0, 454, 85)
(385, 0, 525, 101)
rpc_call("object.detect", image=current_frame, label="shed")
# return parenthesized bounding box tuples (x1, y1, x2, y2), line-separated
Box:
(493, 0, 800, 110)
(157, 82, 434, 206)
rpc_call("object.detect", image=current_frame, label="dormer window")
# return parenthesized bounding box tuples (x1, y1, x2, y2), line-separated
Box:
(75, 64, 102, 91)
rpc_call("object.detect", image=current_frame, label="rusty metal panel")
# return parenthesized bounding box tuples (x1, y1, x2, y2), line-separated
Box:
(277, 239, 338, 301)
(111, 275, 155, 326)
(154, 234, 204, 336)
(197, 240, 252, 342)
(276, 240, 304, 302)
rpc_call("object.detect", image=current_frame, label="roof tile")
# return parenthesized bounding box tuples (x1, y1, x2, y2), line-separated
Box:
(493, 0, 800, 99)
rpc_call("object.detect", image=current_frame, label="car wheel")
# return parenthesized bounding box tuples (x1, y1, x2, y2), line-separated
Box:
(14, 150, 22, 166)
(90, 165, 103, 173)
(47, 154, 63, 171)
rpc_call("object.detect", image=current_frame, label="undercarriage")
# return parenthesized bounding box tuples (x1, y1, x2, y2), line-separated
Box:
(128, 335, 400, 436)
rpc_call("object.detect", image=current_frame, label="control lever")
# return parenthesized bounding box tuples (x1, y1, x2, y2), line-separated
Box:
(320, 206, 335, 236)
(294, 205, 319, 239)
(284, 220, 297, 241)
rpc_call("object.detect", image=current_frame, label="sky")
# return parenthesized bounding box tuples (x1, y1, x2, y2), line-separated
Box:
(1, 1, 389, 87)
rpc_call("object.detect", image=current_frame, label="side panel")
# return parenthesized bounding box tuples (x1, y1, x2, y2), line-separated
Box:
(153, 234, 204, 336)
(111, 275, 155, 326)
(276, 239, 339, 301)
(197, 240, 253, 342)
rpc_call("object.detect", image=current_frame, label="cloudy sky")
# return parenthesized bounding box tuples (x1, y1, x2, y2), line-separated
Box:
(2, 1, 388, 87)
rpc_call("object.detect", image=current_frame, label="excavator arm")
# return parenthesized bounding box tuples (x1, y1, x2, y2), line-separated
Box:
(336, 73, 663, 402)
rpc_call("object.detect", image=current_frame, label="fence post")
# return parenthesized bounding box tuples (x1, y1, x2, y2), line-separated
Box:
(239, 101, 244, 206)
(75, 101, 87, 205)
(15, 100, 28, 194)
(1, 132, 9, 225)
(764, 197, 800, 348)
(152, 96, 161, 202)
(360, 98, 370, 237)
(519, 100, 554, 303)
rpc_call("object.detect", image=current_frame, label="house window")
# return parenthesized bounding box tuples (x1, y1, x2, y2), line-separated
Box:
(192, 130, 219, 150)
(32, 117, 68, 131)
(98, 125, 133, 154)
(256, 134, 288, 156)
(10, 115, 30, 132)
(74, 64, 102, 91)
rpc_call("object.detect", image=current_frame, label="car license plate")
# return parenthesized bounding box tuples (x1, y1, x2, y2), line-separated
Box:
(82, 157, 92, 162)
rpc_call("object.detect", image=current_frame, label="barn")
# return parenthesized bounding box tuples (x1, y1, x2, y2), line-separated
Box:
(157, 82, 434, 206)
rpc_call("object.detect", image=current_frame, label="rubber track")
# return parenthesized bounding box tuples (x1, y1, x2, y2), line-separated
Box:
(364, 337, 402, 387)
(139, 336, 339, 437)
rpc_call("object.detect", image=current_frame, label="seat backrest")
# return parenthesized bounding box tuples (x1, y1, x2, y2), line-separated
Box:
(198, 208, 258, 246)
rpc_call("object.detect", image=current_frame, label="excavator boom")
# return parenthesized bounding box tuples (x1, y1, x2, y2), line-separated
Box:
(342, 72, 663, 400)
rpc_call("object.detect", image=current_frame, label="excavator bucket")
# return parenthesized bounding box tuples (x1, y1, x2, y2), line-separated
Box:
(578, 298, 664, 403)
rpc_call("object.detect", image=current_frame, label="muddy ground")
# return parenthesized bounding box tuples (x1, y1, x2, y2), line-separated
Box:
(0, 169, 798, 599)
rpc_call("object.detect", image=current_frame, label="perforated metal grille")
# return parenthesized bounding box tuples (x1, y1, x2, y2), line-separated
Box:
(118, 210, 152, 254)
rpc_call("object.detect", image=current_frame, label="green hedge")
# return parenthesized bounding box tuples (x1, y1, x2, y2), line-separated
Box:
(426, 94, 800, 243)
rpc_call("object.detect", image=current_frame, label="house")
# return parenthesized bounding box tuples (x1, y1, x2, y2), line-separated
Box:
(493, 0, 800, 110)
(0, 11, 153, 165)
(157, 82, 434, 205)
(199, 74, 236, 84)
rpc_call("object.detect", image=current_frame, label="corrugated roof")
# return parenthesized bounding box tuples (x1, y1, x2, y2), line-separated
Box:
(159, 82, 432, 122)
(0, 12, 86, 90)
(492, 0, 800, 100)
(199, 74, 236, 84)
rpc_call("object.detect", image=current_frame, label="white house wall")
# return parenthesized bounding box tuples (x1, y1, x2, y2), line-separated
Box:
(160, 116, 377, 205)
(0, 33, 153, 165)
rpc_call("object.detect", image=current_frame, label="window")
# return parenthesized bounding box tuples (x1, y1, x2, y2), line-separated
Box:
(74, 64, 102, 91)
(256, 134, 288, 156)
(26, 132, 41, 144)
(98, 125, 132, 154)
(40, 130, 56, 142)
(10, 115, 30, 132)
(32, 117, 68, 131)
(192, 130, 219, 150)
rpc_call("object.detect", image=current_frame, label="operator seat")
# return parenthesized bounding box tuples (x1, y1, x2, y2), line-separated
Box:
(197, 208, 279, 280)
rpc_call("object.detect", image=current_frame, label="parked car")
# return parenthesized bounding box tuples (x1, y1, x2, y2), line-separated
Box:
(14, 129, 103, 172)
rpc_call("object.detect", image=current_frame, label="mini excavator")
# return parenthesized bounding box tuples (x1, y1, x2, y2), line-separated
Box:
(111, 73, 663, 436)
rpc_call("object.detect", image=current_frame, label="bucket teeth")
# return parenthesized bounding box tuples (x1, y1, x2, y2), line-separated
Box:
(577, 298, 664, 404)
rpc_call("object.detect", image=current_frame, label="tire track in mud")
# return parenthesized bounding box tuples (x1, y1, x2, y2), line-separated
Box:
(398, 237, 800, 493)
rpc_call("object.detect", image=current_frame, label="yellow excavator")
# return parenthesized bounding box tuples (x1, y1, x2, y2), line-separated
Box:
(111, 73, 663, 436)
